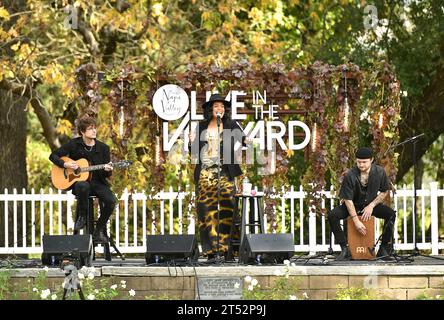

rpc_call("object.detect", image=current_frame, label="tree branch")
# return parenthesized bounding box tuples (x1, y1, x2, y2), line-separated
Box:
(0, 79, 61, 150)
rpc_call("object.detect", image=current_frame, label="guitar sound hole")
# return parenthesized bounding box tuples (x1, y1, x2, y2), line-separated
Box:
(74, 168, 81, 175)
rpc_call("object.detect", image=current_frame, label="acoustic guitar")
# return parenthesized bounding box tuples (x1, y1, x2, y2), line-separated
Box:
(51, 156, 132, 190)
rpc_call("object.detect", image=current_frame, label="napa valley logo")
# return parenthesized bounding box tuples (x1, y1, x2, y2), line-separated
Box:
(153, 84, 189, 121)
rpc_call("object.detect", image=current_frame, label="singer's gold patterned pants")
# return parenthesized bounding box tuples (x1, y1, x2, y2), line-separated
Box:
(197, 167, 236, 256)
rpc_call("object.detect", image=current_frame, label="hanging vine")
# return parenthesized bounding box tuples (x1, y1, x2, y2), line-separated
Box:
(366, 61, 401, 187)
(326, 64, 363, 194)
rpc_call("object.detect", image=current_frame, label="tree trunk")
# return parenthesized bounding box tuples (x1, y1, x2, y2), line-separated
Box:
(0, 89, 28, 248)
(396, 47, 444, 183)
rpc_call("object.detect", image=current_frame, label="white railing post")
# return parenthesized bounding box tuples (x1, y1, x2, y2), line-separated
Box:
(430, 182, 439, 255)
(308, 200, 317, 255)
(22, 188, 26, 248)
(4, 188, 8, 248)
(187, 192, 195, 235)
(66, 191, 75, 233)
(123, 188, 129, 248)
(31, 188, 36, 247)
(13, 188, 17, 248)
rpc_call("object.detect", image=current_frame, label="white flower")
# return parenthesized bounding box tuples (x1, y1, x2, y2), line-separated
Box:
(27, 279, 31, 283)
(129, 289, 136, 297)
(121, 284, 126, 289)
(302, 292, 309, 299)
(244, 275, 252, 283)
(289, 295, 297, 300)
(120, 280, 126, 285)
(51, 294, 57, 300)
(40, 289, 51, 299)
(251, 279, 258, 286)
(436, 295, 441, 299)
(88, 273, 95, 280)
(43, 266, 49, 272)
(234, 282, 240, 289)
(110, 284, 118, 290)
(78, 273, 85, 280)
(283, 259, 290, 266)
(32, 287, 38, 292)
(87, 294, 95, 300)
(247, 284, 254, 291)
(94, 289, 99, 294)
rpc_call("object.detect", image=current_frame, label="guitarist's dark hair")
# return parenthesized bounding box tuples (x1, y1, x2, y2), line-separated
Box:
(77, 116, 97, 135)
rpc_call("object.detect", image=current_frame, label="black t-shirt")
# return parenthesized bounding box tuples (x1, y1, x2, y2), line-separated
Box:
(339, 163, 390, 210)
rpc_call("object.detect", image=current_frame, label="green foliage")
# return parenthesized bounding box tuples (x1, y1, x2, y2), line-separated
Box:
(145, 293, 180, 300)
(0, 270, 12, 300)
(26, 139, 52, 191)
(335, 285, 372, 300)
(415, 290, 444, 300)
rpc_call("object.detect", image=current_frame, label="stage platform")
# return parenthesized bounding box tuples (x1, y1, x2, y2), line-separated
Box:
(2, 255, 444, 300)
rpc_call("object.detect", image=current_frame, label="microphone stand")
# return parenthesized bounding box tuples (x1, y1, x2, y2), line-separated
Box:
(393, 134, 423, 258)
(389, 133, 444, 261)
(215, 114, 222, 263)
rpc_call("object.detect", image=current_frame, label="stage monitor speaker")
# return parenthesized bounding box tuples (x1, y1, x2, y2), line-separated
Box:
(145, 234, 199, 264)
(41, 235, 93, 267)
(239, 233, 294, 264)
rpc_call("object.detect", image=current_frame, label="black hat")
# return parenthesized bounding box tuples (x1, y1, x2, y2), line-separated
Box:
(355, 147, 373, 159)
(202, 93, 231, 109)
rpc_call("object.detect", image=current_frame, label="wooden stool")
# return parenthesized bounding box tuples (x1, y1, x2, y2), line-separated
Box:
(347, 216, 375, 260)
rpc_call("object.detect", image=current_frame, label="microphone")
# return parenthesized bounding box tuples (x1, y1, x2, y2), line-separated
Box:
(410, 133, 425, 140)
(216, 112, 222, 126)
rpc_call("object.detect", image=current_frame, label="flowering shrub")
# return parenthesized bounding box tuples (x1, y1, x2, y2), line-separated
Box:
(0, 267, 136, 300)
(335, 285, 372, 300)
(242, 260, 309, 300)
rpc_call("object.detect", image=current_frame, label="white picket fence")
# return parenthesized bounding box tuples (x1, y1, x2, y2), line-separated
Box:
(1, 183, 443, 255)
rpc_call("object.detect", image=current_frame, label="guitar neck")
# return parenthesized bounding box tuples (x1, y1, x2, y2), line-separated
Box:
(80, 164, 107, 172)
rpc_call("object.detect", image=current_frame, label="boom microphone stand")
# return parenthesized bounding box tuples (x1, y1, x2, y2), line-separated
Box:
(377, 134, 424, 261)
(389, 134, 444, 261)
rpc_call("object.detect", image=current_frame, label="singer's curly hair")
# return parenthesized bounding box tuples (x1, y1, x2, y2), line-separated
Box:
(203, 102, 231, 122)
(77, 116, 97, 135)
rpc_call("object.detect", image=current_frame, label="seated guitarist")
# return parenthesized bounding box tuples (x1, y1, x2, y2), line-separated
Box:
(49, 116, 116, 243)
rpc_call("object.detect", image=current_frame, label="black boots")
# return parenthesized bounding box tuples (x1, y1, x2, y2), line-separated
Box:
(74, 215, 86, 231)
(93, 226, 109, 243)
(336, 244, 351, 261)
(376, 243, 393, 260)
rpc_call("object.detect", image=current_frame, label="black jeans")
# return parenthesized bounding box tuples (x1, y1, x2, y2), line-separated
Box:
(72, 180, 117, 229)
(327, 203, 396, 246)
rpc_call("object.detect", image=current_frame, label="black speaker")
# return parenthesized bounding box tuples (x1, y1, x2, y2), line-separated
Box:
(145, 234, 199, 264)
(239, 233, 294, 264)
(42, 235, 93, 267)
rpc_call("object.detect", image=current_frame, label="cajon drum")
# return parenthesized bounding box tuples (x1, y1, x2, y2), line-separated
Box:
(347, 216, 375, 260)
